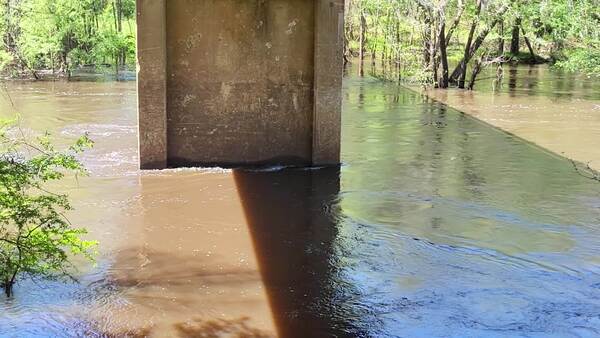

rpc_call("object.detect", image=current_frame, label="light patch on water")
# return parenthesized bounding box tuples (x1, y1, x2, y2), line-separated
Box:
(142, 167, 233, 175)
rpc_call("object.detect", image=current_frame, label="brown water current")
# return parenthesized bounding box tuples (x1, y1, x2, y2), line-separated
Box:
(1, 67, 600, 337)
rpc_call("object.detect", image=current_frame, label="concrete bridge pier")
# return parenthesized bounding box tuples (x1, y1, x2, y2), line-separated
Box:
(136, 0, 344, 169)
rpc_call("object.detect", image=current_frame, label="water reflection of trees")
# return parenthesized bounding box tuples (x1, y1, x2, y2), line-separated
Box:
(342, 77, 586, 255)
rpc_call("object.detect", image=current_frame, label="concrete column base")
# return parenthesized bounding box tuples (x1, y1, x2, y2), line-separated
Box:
(137, 0, 344, 169)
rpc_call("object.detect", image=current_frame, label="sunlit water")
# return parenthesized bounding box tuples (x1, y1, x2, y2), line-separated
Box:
(418, 65, 600, 171)
(0, 68, 599, 337)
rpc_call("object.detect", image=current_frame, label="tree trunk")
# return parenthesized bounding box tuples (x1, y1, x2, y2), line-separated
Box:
(521, 26, 535, 60)
(430, 20, 438, 86)
(4, 281, 12, 298)
(449, 5, 508, 84)
(439, 21, 449, 88)
(445, 0, 465, 46)
(117, 0, 123, 32)
(4, 267, 18, 298)
(343, 31, 350, 66)
(422, 11, 432, 70)
(458, 0, 483, 88)
(371, 48, 376, 66)
(385, 7, 391, 63)
(343, 1, 350, 67)
(395, 19, 401, 81)
(359, 10, 366, 76)
(498, 19, 505, 55)
(117, 0, 126, 67)
(115, 56, 119, 80)
(112, 1, 118, 31)
(4, 0, 11, 49)
(510, 17, 521, 54)
(467, 55, 484, 90)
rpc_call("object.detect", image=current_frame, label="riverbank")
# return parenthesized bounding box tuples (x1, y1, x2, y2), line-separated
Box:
(410, 65, 600, 172)
(1, 66, 136, 82)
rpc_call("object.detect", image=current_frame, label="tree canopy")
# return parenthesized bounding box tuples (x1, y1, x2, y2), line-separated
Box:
(0, 0, 135, 78)
(345, 0, 599, 86)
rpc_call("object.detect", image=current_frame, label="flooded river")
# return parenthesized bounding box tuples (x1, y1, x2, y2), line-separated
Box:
(1, 67, 600, 337)
(420, 65, 600, 171)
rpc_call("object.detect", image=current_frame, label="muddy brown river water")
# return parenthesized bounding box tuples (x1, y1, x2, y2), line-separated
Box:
(0, 66, 600, 337)
(419, 65, 600, 171)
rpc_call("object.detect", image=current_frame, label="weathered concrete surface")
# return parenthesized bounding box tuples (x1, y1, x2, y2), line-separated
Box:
(313, 0, 344, 165)
(136, 0, 167, 169)
(137, 0, 344, 169)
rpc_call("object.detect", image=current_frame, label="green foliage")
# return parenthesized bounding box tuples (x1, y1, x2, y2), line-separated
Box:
(554, 48, 600, 77)
(0, 49, 12, 71)
(346, 0, 599, 85)
(0, 120, 96, 297)
(515, 0, 599, 76)
(1, 0, 136, 76)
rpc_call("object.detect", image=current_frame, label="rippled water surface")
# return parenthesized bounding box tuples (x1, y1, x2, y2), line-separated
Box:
(0, 68, 599, 337)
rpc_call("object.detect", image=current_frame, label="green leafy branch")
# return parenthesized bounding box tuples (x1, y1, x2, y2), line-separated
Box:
(0, 120, 96, 297)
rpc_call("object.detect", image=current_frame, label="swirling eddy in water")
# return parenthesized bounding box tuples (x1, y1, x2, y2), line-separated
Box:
(0, 120, 96, 297)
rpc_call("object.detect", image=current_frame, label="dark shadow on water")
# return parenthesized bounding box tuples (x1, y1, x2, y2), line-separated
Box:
(234, 167, 368, 338)
(174, 317, 272, 338)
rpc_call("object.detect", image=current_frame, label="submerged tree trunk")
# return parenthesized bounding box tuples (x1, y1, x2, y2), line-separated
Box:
(438, 20, 449, 88)
(343, 32, 350, 66)
(4, 283, 12, 298)
(359, 10, 366, 76)
(3, 265, 18, 298)
(115, 56, 119, 80)
(436, 0, 450, 88)
(395, 19, 401, 81)
(510, 17, 521, 54)
(371, 48, 376, 65)
(457, 0, 483, 88)
(467, 55, 485, 90)
(430, 15, 438, 86)
(449, 4, 509, 85)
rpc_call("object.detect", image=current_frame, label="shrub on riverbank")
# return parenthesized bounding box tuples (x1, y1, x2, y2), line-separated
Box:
(553, 49, 600, 77)
(0, 121, 96, 297)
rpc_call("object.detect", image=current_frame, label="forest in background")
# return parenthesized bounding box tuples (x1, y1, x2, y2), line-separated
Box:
(0, 0, 598, 86)
(0, 0, 135, 79)
(345, 0, 599, 88)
